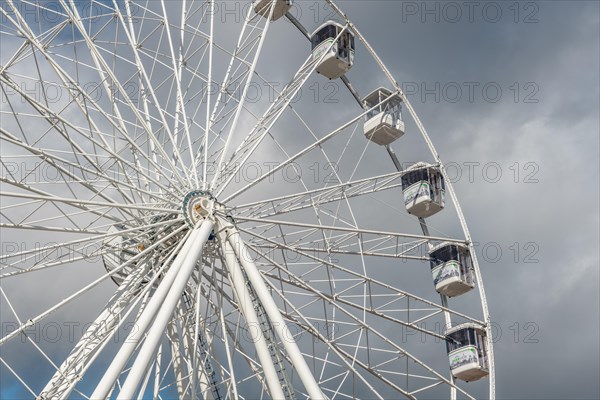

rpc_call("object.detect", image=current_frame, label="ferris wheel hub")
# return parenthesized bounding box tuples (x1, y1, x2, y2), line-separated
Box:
(182, 190, 216, 227)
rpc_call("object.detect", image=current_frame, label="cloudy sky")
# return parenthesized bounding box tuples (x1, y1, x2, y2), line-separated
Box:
(0, 0, 599, 399)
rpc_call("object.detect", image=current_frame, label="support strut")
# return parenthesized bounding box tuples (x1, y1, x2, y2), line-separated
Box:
(219, 217, 327, 400)
(90, 220, 213, 399)
(117, 219, 215, 399)
(217, 232, 287, 399)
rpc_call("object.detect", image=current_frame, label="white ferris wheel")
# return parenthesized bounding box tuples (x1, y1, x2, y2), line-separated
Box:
(0, 1, 495, 399)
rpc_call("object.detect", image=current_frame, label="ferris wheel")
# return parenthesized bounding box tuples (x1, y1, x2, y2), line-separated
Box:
(0, 1, 495, 399)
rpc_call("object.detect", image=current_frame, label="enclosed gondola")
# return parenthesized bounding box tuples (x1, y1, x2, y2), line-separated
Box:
(311, 21, 355, 79)
(401, 162, 445, 218)
(362, 87, 405, 145)
(445, 323, 489, 382)
(429, 242, 475, 297)
(253, 0, 292, 21)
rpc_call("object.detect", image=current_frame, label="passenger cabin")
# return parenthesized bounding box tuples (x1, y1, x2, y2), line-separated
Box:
(429, 242, 475, 297)
(311, 21, 354, 79)
(253, 0, 292, 21)
(362, 88, 405, 146)
(401, 162, 445, 218)
(445, 323, 489, 382)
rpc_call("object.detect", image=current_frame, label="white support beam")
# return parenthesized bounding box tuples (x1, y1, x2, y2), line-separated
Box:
(90, 227, 199, 399)
(220, 217, 326, 400)
(216, 229, 286, 400)
(38, 263, 149, 400)
(117, 219, 215, 399)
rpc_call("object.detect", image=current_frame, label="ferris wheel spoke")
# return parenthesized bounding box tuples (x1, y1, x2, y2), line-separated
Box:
(0, 7, 166, 202)
(158, 1, 216, 189)
(209, 3, 278, 191)
(245, 242, 444, 341)
(1, 191, 177, 215)
(251, 242, 428, 262)
(240, 227, 483, 326)
(235, 215, 462, 246)
(120, 0, 192, 190)
(0, 222, 105, 235)
(0, 219, 181, 279)
(0, 80, 148, 214)
(247, 229, 424, 267)
(63, 0, 192, 189)
(0, 130, 175, 207)
(105, 0, 191, 191)
(201, 0, 215, 189)
(237, 171, 405, 220)
(213, 35, 355, 198)
(0, 184, 137, 231)
(192, 73, 273, 176)
(198, 41, 304, 152)
(156, 0, 199, 187)
(1, 248, 124, 281)
(0, 72, 178, 203)
(251, 249, 475, 400)
(0, 223, 188, 347)
(0, 217, 179, 264)
(195, 7, 265, 179)
(205, 3, 270, 119)
(0, 167, 140, 226)
(241, 216, 430, 260)
(2, 207, 148, 238)
(211, 57, 318, 194)
(221, 97, 387, 203)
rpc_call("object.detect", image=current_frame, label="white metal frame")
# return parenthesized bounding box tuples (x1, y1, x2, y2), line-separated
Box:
(0, 0, 494, 398)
